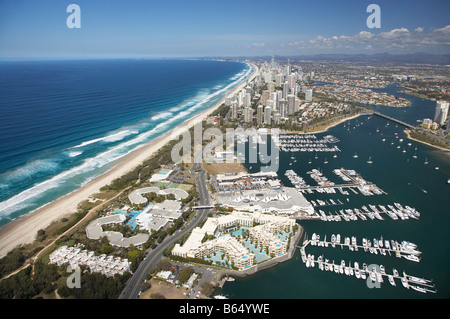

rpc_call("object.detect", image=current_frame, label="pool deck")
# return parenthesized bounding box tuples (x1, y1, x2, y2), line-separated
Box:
(214, 224, 304, 286)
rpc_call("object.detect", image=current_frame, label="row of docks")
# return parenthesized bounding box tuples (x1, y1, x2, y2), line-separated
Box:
(286, 169, 368, 196)
(299, 238, 437, 294)
(311, 199, 344, 207)
(299, 246, 436, 294)
(291, 168, 386, 196)
(275, 134, 341, 153)
(308, 233, 422, 262)
(313, 203, 420, 222)
(280, 145, 341, 153)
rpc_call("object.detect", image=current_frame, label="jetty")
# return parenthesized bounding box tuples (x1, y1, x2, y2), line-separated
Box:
(299, 235, 436, 294)
(304, 234, 422, 261)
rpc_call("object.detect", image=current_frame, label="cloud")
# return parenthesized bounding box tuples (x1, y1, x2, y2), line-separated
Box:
(284, 25, 450, 54)
(251, 43, 265, 48)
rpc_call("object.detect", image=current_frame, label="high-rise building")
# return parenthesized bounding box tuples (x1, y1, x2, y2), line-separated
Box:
(294, 84, 301, 96)
(434, 101, 449, 126)
(261, 90, 270, 106)
(270, 92, 278, 111)
(264, 106, 272, 125)
(290, 73, 296, 89)
(231, 101, 239, 120)
(305, 89, 313, 102)
(273, 112, 281, 125)
(245, 92, 252, 107)
(268, 82, 275, 93)
(282, 81, 289, 99)
(422, 118, 433, 129)
(279, 99, 288, 118)
(287, 94, 296, 115)
(238, 91, 243, 106)
(265, 72, 272, 84)
(271, 56, 275, 70)
(257, 105, 264, 125)
(275, 74, 283, 87)
(244, 107, 253, 123)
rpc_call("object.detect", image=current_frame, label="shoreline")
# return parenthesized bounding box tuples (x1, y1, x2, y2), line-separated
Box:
(0, 62, 258, 258)
(404, 129, 450, 153)
(286, 112, 367, 135)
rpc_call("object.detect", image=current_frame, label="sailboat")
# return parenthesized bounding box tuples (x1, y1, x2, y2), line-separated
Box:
(367, 157, 373, 164)
(333, 154, 337, 158)
(424, 158, 428, 165)
(324, 158, 328, 164)
(353, 152, 358, 158)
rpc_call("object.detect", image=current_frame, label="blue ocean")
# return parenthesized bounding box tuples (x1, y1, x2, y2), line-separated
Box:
(0, 59, 252, 226)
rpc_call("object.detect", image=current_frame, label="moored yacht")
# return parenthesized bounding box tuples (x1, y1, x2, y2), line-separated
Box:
(388, 275, 396, 287)
(410, 285, 427, 293)
(403, 254, 421, 262)
(401, 277, 409, 289)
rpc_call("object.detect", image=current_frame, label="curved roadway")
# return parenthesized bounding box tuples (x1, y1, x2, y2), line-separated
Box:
(120, 148, 211, 299)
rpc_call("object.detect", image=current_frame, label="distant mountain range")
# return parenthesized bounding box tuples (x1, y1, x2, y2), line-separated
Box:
(219, 52, 450, 65)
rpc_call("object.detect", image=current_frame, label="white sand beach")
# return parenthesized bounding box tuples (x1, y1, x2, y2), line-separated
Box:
(0, 63, 258, 258)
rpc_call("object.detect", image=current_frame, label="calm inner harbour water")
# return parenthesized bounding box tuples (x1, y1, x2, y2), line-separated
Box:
(222, 88, 450, 299)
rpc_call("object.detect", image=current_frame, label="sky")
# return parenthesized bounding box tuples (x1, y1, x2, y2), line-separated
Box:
(0, 0, 449, 59)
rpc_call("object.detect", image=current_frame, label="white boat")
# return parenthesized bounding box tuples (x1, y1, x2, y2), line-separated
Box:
(401, 241, 417, 250)
(354, 262, 360, 279)
(407, 275, 428, 284)
(353, 153, 358, 158)
(410, 285, 427, 293)
(393, 268, 399, 277)
(376, 272, 384, 283)
(401, 277, 409, 289)
(367, 156, 373, 164)
(403, 254, 421, 262)
(388, 275, 396, 287)
(379, 264, 385, 274)
(369, 271, 377, 282)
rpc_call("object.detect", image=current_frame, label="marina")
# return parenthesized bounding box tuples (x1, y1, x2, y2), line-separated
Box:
(275, 134, 341, 153)
(305, 233, 422, 261)
(299, 236, 436, 294)
(308, 202, 420, 222)
(223, 84, 450, 299)
(285, 167, 387, 197)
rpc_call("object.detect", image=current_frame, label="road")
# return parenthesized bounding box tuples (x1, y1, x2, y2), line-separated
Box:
(120, 146, 211, 299)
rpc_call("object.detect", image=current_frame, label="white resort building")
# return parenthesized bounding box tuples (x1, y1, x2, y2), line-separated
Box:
(171, 211, 295, 270)
(49, 245, 132, 277)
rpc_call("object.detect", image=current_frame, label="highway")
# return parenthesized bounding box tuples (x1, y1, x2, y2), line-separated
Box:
(120, 146, 211, 299)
